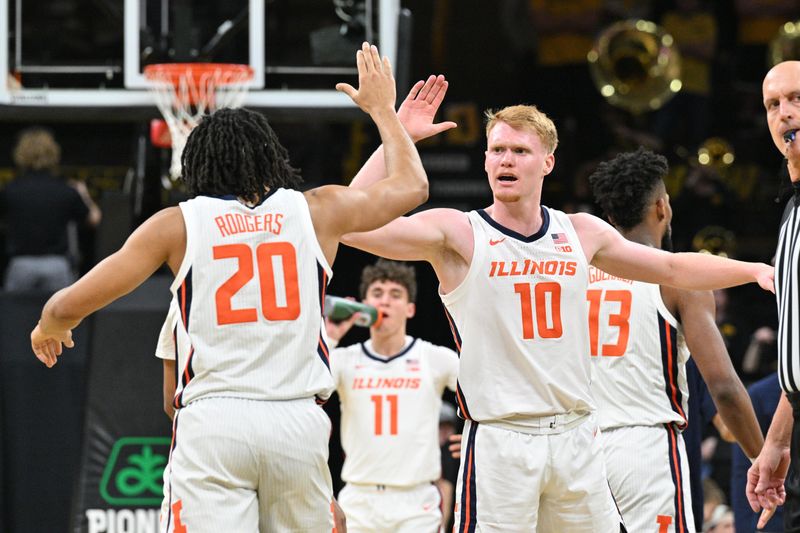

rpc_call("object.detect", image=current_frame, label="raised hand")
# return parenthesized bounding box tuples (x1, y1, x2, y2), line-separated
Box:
(397, 75, 458, 142)
(335, 42, 396, 116)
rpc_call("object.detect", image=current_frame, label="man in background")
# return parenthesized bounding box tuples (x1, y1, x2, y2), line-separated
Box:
(1, 127, 101, 291)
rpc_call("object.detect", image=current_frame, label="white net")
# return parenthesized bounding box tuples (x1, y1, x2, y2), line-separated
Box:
(144, 64, 253, 179)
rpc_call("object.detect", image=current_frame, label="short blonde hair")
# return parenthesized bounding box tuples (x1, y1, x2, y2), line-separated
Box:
(13, 127, 61, 171)
(485, 105, 558, 154)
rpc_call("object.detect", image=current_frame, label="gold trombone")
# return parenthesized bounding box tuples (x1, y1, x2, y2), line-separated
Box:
(588, 19, 682, 114)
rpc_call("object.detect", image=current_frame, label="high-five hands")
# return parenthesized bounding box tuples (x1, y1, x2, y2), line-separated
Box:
(336, 42, 396, 115)
(398, 75, 457, 142)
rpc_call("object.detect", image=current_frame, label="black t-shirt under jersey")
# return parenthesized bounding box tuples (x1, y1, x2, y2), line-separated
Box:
(0, 171, 89, 256)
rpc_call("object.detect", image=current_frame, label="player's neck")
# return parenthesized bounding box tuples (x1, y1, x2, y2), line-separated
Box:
(620, 225, 660, 248)
(369, 330, 408, 357)
(486, 197, 544, 236)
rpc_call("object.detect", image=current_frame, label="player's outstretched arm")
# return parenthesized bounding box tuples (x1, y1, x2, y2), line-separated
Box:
(341, 207, 465, 265)
(307, 43, 428, 261)
(572, 213, 774, 292)
(671, 287, 763, 457)
(31, 207, 185, 367)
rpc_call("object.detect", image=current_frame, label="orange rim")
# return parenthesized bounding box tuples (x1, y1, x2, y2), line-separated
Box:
(143, 63, 254, 86)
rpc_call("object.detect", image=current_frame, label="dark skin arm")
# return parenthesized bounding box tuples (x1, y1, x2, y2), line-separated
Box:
(163, 359, 176, 421)
(662, 286, 764, 458)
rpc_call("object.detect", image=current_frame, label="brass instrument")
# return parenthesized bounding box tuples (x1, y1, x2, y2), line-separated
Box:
(588, 20, 682, 114)
(696, 137, 735, 170)
(769, 20, 800, 66)
(692, 225, 736, 258)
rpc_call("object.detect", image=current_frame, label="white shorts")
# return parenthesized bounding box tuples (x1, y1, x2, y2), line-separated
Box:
(453, 417, 623, 532)
(338, 482, 442, 533)
(601, 425, 694, 533)
(160, 397, 334, 533)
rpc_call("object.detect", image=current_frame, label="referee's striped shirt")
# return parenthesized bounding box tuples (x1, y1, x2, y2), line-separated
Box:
(776, 183, 800, 393)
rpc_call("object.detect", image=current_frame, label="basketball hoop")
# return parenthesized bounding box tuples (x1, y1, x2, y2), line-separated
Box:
(144, 63, 254, 179)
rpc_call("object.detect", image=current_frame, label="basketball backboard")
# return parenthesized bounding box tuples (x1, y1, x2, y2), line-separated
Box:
(0, 0, 400, 117)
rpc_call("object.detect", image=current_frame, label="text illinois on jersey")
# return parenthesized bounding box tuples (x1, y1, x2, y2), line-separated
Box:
(489, 260, 578, 278)
(213, 212, 284, 237)
(351, 377, 421, 390)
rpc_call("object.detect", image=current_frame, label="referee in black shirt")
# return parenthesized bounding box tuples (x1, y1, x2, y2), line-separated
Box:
(748, 60, 800, 532)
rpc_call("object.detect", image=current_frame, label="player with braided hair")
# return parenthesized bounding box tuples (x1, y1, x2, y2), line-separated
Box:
(587, 147, 763, 532)
(180, 107, 303, 202)
(31, 42, 429, 533)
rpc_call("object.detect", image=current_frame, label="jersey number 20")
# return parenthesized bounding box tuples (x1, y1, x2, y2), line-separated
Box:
(213, 242, 300, 325)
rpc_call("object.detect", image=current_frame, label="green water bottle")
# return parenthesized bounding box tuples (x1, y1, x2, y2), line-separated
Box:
(324, 295, 383, 327)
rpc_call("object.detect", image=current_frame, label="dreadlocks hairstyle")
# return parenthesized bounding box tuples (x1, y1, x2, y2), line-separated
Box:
(181, 108, 303, 203)
(588, 147, 668, 230)
(359, 259, 418, 303)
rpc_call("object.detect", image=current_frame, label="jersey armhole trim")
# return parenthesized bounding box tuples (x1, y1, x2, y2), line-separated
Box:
(295, 190, 333, 279)
(170, 202, 194, 294)
(654, 284, 679, 328)
(440, 211, 482, 306)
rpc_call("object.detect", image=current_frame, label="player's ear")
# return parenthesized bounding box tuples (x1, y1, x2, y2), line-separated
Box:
(406, 302, 416, 319)
(542, 153, 555, 176)
(655, 197, 667, 221)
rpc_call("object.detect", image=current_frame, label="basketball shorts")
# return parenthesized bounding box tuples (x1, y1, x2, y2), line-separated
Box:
(160, 397, 334, 533)
(601, 425, 694, 533)
(338, 482, 442, 533)
(453, 416, 624, 532)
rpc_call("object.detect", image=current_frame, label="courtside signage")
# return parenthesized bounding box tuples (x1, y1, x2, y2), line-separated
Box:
(98, 437, 170, 506)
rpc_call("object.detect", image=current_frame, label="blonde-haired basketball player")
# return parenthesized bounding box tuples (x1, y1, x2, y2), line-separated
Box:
(325, 258, 458, 533)
(587, 148, 763, 532)
(30, 42, 429, 533)
(339, 99, 774, 530)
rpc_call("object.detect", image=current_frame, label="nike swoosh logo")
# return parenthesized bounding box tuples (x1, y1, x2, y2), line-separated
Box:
(489, 238, 506, 246)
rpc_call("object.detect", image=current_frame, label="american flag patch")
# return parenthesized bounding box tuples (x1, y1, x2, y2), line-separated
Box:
(407, 358, 420, 371)
(551, 233, 568, 244)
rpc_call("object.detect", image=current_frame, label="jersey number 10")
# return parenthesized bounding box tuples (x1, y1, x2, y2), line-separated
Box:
(213, 242, 301, 325)
(514, 282, 563, 339)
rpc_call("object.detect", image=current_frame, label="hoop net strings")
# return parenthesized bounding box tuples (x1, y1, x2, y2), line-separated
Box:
(148, 67, 251, 179)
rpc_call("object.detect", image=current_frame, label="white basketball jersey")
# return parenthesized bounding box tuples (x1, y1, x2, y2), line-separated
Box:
(168, 190, 335, 407)
(332, 336, 458, 486)
(440, 207, 594, 427)
(587, 266, 690, 430)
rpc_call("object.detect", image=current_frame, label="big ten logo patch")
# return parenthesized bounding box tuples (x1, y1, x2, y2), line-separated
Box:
(100, 436, 171, 506)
